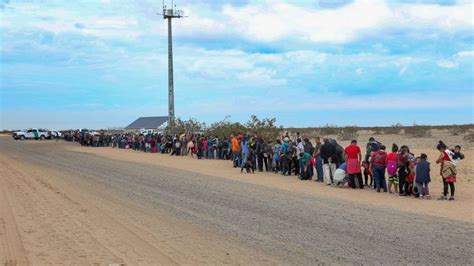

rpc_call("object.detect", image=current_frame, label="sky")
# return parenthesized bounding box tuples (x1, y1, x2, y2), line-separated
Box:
(0, 0, 473, 130)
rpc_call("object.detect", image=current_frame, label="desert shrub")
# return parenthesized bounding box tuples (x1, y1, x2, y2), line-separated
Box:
(245, 115, 283, 141)
(464, 132, 474, 143)
(383, 123, 403, 135)
(206, 115, 282, 140)
(337, 126, 359, 141)
(371, 127, 383, 135)
(319, 124, 338, 136)
(404, 124, 432, 138)
(167, 118, 205, 135)
(448, 125, 470, 136)
(206, 118, 246, 139)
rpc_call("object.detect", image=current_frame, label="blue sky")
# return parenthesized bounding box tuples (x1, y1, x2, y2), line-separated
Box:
(0, 0, 473, 129)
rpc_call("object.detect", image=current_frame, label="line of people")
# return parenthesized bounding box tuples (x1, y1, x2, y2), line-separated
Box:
(67, 130, 465, 201)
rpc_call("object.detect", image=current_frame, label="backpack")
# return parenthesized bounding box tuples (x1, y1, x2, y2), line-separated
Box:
(387, 160, 398, 176)
(286, 144, 293, 155)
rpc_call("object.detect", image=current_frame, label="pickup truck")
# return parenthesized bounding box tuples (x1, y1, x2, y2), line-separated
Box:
(13, 128, 50, 140)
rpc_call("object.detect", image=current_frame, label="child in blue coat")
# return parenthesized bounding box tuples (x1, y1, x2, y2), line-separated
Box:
(415, 153, 431, 199)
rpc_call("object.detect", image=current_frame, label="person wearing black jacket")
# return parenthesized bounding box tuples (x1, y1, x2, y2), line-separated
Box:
(320, 138, 337, 185)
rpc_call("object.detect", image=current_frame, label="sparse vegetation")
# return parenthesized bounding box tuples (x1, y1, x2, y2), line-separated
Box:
(166, 115, 282, 140)
(319, 124, 338, 136)
(337, 126, 359, 141)
(371, 127, 383, 135)
(464, 131, 474, 143)
(383, 123, 403, 135)
(404, 124, 432, 138)
(167, 118, 205, 135)
(448, 125, 469, 136)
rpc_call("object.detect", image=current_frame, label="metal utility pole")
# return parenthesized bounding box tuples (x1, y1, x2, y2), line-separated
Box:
(162, 2, 184, 128)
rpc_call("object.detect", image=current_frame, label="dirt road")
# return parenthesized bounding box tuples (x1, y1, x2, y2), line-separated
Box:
(1, 137, 473, 265)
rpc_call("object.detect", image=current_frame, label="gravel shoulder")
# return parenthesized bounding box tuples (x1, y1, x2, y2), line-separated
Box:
(67, 141, 474, 223)
(1, 137, 473, 265)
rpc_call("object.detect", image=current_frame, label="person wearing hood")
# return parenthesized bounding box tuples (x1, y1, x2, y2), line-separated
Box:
(320, 138, 337, 185)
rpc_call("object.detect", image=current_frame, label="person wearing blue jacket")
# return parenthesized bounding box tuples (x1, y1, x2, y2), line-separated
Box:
(415, 153, 431, 199)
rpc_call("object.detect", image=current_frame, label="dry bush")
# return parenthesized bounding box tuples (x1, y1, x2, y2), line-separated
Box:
(448, 125, 470, 136)
(383, 123, 403, 135)
(371, 127, 383, 135)
(464, 132, 474, 143)
(204, 115, 282, 140)
(167, 118, 205, 135)
(245, 115, 282, 141)
(337, 126, 359, 141)
(319, 124, 338, 136)
(404, 124, 432, 138)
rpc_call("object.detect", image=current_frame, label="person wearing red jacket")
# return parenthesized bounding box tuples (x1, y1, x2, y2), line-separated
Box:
(370, 145, 387, 192)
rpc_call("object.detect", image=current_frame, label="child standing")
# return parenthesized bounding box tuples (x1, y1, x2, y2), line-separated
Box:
(361, 161, 373, 188)
(386, 144, 399, 194)
(415, 153, 431, 199)
(405, 159, 416, 196)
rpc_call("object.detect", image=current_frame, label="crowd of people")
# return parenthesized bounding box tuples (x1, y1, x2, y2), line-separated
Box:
(64, 130, 465, 201)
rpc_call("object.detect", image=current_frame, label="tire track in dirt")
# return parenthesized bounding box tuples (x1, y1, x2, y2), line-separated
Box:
(1, 138, 473, 265)
(0, 141, 278, 265)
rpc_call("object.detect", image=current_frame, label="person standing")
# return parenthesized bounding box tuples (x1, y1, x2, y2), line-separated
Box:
(197, 137, 204, 159)
(280, 138, 290, 175)
(273, 140, 281, 173)
(320, 138, 337, 185)
(231, 134, 241, 167)
(344, 140, 363, 189)
(240, 136, 250, 173)
(415, 153, 431, 199)
(370, 145, 388, 192)
(386, 144, 399, 194)
(436, 141, 457, 200)
(313, 137, 324, 182)
(296, 138, 305, 177)
(397, 145, 410, 196)
(256, 137, 265, 172)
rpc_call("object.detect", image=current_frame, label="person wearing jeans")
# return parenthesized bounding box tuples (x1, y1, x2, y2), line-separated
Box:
(370, 145, 388, 192)
(240, 137, 250, 173)
(372, 165, 387, 192)
(231, 135, 241, 167)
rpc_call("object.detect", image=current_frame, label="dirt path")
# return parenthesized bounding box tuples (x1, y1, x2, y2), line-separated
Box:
(0, 146, 277, 264)
(1, 137, 473, 264)
(67, 143, 474, 223)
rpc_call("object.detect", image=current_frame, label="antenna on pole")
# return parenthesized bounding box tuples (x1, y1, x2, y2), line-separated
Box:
(159, 1, 185, 132)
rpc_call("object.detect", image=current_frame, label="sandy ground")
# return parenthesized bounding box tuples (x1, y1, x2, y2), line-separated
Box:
(67, 138, 474, 224)
(0, 139, 277, 265)
(1, 135, 473, 265)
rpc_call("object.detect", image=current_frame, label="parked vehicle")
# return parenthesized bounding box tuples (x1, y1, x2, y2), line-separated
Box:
(49, 130, 62, 139)
(139, 128, 155, 135)
(13, 128, 50, 140)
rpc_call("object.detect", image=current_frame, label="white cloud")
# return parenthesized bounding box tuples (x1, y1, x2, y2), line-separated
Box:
(220, 0, 473, 44)
(457, 51, 474, 58)
(394, 57, 413, 76)
(437, 59, 458, 69)
(436, 50, 474, 69)
(2, 0, 472, 45)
